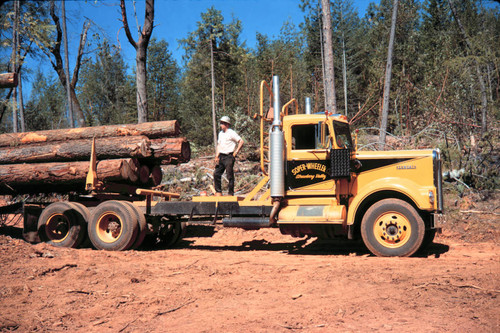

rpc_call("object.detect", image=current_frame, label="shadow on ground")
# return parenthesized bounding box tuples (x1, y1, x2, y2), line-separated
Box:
(1, 224, 450, 258)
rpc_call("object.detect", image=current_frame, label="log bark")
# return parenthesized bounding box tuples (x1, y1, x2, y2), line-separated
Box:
(0, 120, 179, 147)
(0, 159, 135, 194)
(150, 137, 191, 163)
(0, 136, 151, 164)
(0, 73, 17, 88)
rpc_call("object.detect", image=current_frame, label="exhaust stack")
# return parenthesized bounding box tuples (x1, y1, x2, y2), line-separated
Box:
(305, 97, 312, 115)
(270, 75, 284, 199)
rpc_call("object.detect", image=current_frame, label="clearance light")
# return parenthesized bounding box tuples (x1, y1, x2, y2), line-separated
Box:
(428, 190, 435, 204)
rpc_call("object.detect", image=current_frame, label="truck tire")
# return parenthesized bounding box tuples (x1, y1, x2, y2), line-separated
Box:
(88, 200, 138, 251)
(361, 199, 425, 257)
(121, 201, 147, 249)
(160, 221, 186, 247)
(38, 202, 86, 248)
(68, 202, 92, 248)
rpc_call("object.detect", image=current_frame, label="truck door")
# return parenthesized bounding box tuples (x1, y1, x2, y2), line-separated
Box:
(286, 120, 334, 194)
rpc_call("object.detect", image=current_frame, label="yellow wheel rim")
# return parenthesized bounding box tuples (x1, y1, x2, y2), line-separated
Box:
(96, 212, 123, 243)
(45, 213, 70, 243)
(373, 211, 411, 248)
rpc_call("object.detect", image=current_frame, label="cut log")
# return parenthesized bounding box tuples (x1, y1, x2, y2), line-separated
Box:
(150, 165, 162, 186)
(150, 137, 191, 163)
(138, 165, 150, 184)
(0, 159, 135, 194)
(0, 120, 180, 147)
(0, 73, 18, 88)
(0, 136, 151, 164)
(126, 159, 139, 183)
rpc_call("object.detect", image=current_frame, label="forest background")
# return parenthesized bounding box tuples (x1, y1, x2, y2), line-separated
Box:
(0, 0, 498, 192)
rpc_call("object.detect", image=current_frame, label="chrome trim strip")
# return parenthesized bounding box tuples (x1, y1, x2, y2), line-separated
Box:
(433, 149, 444, 212)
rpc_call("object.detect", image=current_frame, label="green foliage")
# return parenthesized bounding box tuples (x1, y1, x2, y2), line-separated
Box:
(78, 40, 135, 125)
(179, 6, 247, 146)
(147, 37, 181, 121)
(23, 70, 66, 130)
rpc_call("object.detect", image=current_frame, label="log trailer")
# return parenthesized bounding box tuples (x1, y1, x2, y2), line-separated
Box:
(5, 76, 444, 257)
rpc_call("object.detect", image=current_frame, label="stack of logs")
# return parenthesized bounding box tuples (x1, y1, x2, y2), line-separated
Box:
(0, 120, 190, 194)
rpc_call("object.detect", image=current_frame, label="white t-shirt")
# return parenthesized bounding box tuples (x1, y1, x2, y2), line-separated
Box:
(218, 128, 242, 154)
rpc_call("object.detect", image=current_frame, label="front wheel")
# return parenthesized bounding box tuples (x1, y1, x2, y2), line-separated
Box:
(361, 199, 425, 257)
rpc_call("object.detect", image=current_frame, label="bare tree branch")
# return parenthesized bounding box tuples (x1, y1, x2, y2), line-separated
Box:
(120, 0, 138, 49)
(71, 20, 91, 88)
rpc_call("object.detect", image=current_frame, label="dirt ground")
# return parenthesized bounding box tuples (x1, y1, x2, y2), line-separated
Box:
(0, 156, 499, 332)
(0, 222, 499, 332)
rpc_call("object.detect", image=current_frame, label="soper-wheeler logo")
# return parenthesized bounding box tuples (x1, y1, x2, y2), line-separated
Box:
(397, 165, 416, 170)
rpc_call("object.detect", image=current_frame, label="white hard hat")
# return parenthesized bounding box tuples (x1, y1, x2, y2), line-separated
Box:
(220, 116, 231, 124)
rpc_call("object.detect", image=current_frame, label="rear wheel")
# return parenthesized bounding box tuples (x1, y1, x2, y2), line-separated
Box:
(121, 201, 147, 249)
(38, 202, 86, 248)
(361, 199, 425, 257)
(88, 201, 138, 251)
(159, 219, 186, 247)
(68, 202, 91, 248)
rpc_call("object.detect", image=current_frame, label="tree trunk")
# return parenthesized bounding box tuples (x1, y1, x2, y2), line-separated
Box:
(136, 42, 148, 123)
(120, 0, 154, 123)
(61, 0, 74, 127)
(17, 73, 25, 132)
(150, 137, 191, 163)
(341, 6, 348, 117)
(378, 0, 399, 150)
(0, 136, 152, 164)
(48, 1, 89, 127)
(0, 120, 179, 147)
(321, 0, 337, 114)
(210, 38, 217, 149)
(0, 159, 135, 194)
(10, 0, 19, 133)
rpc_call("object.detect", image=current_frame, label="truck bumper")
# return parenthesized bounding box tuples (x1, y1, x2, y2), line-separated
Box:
(432, 213, 445, 232)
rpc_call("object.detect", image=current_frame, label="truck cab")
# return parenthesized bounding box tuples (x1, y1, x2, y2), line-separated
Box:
(275, 108, 443, 257)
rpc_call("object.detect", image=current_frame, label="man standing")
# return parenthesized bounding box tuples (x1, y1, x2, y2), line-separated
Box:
(214, 116, 244, 196)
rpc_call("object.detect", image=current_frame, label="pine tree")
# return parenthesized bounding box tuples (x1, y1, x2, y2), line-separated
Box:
(147, 37, 180, 122)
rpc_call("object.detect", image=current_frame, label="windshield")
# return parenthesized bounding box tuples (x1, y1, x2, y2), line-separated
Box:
(332, 121, 353, 149)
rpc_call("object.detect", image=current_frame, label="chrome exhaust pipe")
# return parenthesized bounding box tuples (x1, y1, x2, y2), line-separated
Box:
(270, 75, 284, 199)
(305, 97, 311, 114)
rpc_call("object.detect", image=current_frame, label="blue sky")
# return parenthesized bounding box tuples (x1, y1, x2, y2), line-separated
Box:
(68, 0, 372, 66)
(38, 0, 372, 83)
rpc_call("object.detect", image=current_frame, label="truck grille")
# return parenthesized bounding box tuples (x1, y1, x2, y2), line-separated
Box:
(330, 149, 351, 178)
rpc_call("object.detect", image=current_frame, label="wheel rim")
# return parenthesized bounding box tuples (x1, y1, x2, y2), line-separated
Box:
(45, 213, 70, 243)
(96, 212, 123, 243)
(373, 211, 411, 248)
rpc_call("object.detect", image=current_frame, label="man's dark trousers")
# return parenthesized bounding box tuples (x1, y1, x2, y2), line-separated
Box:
(214, 153, 235, 195)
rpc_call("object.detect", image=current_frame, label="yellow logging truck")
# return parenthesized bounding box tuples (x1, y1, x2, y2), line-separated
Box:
(18, 76, 443, 257)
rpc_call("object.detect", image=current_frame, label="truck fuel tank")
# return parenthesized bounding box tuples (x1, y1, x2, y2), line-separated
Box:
(278, 204, 346, 224)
